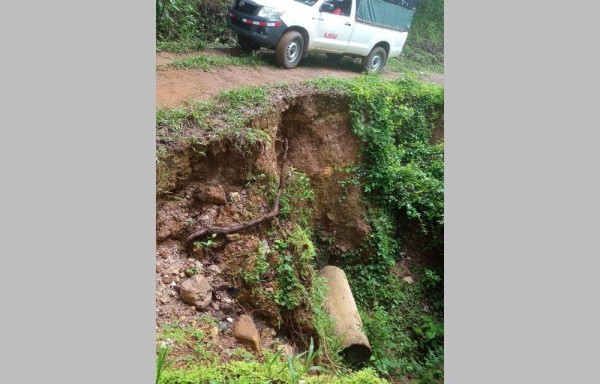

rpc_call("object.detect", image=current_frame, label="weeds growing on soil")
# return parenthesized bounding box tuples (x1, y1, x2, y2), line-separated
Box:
(169, 54, 273, 71)
(156, 85, 271, 149)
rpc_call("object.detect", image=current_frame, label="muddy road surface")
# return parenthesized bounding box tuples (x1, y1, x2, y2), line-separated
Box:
(156, 48, 443, 108)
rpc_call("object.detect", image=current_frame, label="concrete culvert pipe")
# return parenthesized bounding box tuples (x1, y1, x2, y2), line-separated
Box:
(318, 266, 371, 366)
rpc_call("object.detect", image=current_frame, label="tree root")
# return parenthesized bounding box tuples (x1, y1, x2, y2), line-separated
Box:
(186, 138, 289, 251)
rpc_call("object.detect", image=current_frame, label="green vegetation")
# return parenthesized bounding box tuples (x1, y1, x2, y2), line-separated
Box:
(157, 346, 181, 384)
(348, 75, 444, 242)
(156, 0, 234, 49)
(238, 169, 317, 313)
(158, 351, 387, 384)
(341, 76, 443, 382)
(168, 54, 272, 71)
(401, 0, 444, 69)
(156, 85, 272, 148)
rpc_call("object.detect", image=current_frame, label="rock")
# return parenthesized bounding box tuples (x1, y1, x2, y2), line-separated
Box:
(403, 276, 414, 284)
(326, 212, 335, 222)
(180, 275, 212, 309)
(318, 166, 334, 179)
(212, 301, 220, 311)
(210, 326, 219, 342)
(179, 272, 185, 278)
(261, 327, 276, 339)
(161, 275, 172, 284)
(226, 233, 240, 242)
(198, 186, 227, 205)
(233, 315, 261, 354)
(198, 208, 218, 226)
(228, 192, 241, 203)
(226, 317, 233, 323)
(209, 264, 221, 274)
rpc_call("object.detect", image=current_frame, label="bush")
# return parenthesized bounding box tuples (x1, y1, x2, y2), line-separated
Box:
(403, 0, 444, 65)
(156, 0, 234, 47)
(341, 76, 444, 382)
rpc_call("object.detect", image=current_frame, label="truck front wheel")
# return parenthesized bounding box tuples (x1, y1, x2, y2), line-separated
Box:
(275, 31, 304, 69)
(361, 46, 387, 73)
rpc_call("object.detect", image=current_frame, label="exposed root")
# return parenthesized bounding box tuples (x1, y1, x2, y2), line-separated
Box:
(186, 138, 289, 251)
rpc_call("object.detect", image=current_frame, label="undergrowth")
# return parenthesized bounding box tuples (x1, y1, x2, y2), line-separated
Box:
(341, 76, 444, 382)
(158, 354, 387, 384)
(156, 0, 234, 48)
(402, 0, 444, 68)
(238, 169, 317, 314)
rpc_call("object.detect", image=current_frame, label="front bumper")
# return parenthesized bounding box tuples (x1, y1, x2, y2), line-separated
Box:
(227, 6, 287, 49)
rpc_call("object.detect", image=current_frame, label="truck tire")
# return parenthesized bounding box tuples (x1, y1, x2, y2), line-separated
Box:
(361, 46, 387, 73)
(275, 31, 304, 69)
(237, 34, 260, 53)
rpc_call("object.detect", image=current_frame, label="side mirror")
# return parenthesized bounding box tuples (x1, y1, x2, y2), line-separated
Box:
(320, 3, 335, 12)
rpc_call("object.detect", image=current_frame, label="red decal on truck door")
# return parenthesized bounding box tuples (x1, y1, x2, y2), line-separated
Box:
(324, 33, 338, 39)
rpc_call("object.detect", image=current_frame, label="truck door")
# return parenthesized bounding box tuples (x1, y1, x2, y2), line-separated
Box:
(312, 0, 354, 52)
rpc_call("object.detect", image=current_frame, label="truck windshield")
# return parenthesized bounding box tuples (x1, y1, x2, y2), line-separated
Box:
(293, 0, 318, 5)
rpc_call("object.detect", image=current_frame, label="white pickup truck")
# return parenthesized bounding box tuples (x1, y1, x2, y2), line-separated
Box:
(226, 0, 419, 72)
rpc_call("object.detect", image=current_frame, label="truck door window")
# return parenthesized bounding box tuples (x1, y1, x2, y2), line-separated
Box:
(322, 0, 352, 17)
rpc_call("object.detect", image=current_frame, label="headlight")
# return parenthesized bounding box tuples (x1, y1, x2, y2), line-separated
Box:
(257, 6, 285, 18)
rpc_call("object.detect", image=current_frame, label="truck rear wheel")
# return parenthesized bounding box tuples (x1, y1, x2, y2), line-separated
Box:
(361, 46, 387, 73)
(275, 31, 304, 69)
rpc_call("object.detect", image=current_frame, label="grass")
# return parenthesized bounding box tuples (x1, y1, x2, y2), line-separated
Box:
(156, 84, 272, 147)
(157, 39, 206, 53)
(387, 56, 444, 75)
(156, 315, 385, 384)
(157, 349, 389, 384)
(169, 53, 274, 71)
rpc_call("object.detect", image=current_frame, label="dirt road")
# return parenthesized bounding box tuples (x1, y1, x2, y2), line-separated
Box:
(156, 49, 443, 108)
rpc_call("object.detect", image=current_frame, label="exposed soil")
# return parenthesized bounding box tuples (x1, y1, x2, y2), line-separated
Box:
(156, 48, 443, 108)
(156, 92, 374, 363)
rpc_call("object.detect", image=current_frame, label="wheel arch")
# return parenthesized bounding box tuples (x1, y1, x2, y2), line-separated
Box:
(279, 26, 310, 57)
(373, 41, 390, 58)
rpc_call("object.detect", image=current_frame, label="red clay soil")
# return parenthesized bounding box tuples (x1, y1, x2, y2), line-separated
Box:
(156, 49, 443, 108)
